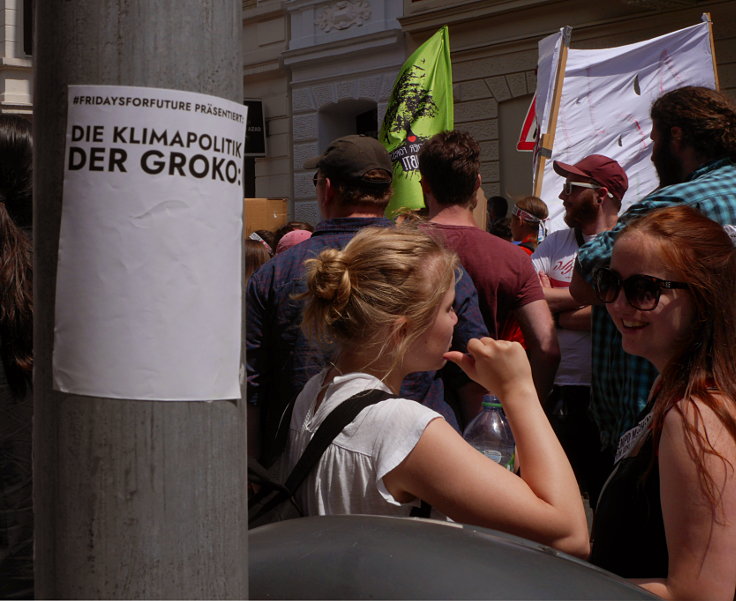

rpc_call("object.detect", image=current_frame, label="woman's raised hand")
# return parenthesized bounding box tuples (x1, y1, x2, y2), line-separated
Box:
(444, 337, 534, 399)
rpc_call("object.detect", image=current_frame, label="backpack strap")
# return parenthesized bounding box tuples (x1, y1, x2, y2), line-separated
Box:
(283, 388, 394, 491)
(249, 388, 393, 523)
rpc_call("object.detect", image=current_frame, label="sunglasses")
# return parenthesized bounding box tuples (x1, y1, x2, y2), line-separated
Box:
(593, 267, 689, 311)
(312, 172, 326, 187)
(562, 181, 613, 198)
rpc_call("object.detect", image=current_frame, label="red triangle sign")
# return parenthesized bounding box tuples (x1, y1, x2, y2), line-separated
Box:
(517, 96, 537, 152)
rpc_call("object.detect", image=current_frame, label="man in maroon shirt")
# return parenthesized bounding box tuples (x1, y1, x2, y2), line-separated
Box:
(418, 130, 560, 403)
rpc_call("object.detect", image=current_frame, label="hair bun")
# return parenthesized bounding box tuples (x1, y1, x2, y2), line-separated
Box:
(308, 248, 352, 312)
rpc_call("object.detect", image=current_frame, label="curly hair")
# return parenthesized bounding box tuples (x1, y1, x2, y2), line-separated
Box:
(418, 130, 480, 207)
(650, 86, 736, 162)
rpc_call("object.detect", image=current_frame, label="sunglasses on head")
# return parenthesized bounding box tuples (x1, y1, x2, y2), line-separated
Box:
(593, 267, 689, 311)
(562, 181, 613, 198)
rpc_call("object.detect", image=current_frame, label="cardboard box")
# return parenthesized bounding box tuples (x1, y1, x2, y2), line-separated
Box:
(473, 188, 488, 231)
(244, 197, 288, 236)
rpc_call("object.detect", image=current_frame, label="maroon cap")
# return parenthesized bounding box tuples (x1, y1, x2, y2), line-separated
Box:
(553, 154, 628, 201)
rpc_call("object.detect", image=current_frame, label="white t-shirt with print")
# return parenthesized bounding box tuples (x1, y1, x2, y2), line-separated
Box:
(532, 228, 594, 387)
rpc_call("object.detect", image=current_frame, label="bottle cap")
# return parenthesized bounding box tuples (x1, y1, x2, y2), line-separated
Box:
(481, 394, 502, 409)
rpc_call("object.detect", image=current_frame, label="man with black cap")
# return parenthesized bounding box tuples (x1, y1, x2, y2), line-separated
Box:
(531, 154, 628, 506)
(246, 135, 487, 466)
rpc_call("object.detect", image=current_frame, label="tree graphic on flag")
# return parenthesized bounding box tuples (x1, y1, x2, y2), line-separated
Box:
(379, 26, 454, 216)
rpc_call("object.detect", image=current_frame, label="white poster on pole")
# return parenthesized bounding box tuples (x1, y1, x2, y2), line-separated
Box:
(54, 85, 247, 400)
(536, 21, 715, 233)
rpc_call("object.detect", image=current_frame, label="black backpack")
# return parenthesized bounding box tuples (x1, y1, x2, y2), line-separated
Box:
(248, 388, 394, 528)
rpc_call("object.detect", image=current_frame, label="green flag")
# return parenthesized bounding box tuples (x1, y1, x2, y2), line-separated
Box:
(379, 25, 454, 217)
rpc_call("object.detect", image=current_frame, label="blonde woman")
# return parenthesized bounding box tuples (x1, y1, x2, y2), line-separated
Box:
(285, 226, 589, 558)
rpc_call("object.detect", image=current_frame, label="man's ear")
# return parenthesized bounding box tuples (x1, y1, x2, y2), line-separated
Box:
(420, 177, 431, 196)
(319, 177, 335, 211)
(669, 126, 683, 150)
(595, 186, 608, 204)
(474, 173, 482, 193)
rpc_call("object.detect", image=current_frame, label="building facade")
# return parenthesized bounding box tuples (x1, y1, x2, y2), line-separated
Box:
(4, 2, 735, 218)
(0, 0, 32, 114)
(244, 0, 406, 223)
(244, 0, 736, 222)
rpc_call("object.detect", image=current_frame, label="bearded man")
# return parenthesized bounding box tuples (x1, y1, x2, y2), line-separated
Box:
(532, 154, 627, 505)
(569, 86, 736, 468)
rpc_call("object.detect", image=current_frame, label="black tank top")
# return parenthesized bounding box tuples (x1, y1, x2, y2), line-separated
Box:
(589, 405, 668, 577)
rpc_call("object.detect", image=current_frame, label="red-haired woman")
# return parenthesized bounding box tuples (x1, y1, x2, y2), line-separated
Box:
(589, 204, 736, 600)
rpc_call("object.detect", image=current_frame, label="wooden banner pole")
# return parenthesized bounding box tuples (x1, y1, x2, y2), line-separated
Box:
(703, 13, 721, 91)
(533, 26, 571, 198)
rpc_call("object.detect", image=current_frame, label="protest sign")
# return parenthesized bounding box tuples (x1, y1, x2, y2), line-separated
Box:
(535, 20, 716, 233)
(380, 25, 454, 216)
(535, 27, 569, 150)
(54, 85, 246, 400)
(517, 97, 537, 152)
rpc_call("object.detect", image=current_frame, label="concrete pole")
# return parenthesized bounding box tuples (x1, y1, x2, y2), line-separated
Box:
(33, 2, 247, 598)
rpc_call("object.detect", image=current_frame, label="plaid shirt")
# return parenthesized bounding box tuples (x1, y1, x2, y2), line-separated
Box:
(577, 159, 736, 448)
(246, 217, 488, 464)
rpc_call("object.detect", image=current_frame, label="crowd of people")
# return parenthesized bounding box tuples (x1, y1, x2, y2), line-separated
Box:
(2, 84, 733, 599)
(246, 85, 736, 600)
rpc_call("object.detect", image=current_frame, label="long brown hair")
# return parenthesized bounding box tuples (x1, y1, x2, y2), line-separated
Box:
(0, 115, 33, 397)
(245, 239, 271, 281)
(619, 205, 736, 510)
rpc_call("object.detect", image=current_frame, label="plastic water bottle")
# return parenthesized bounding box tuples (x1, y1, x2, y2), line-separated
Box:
(463, 395, 515, 470)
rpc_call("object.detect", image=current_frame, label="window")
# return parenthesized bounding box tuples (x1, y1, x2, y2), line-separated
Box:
(319, 99, 378, 147)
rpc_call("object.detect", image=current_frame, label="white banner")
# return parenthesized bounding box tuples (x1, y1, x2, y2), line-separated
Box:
(536, 21, 716, 233)
(55, 85, 247, 400)
(535, 27, 566, 140)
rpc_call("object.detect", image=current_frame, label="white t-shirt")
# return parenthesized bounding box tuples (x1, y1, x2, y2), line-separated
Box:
(286, 370, 444, 517)
(532, 228, 594, 387)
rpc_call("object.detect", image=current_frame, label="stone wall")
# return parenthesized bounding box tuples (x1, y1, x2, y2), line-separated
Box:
(284, 0, 404, 222)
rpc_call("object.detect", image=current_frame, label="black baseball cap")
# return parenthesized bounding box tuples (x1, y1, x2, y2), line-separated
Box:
(304, 135, 392, 185)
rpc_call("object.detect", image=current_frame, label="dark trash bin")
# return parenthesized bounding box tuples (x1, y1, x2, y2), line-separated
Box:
(249, 515, 658, 600)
